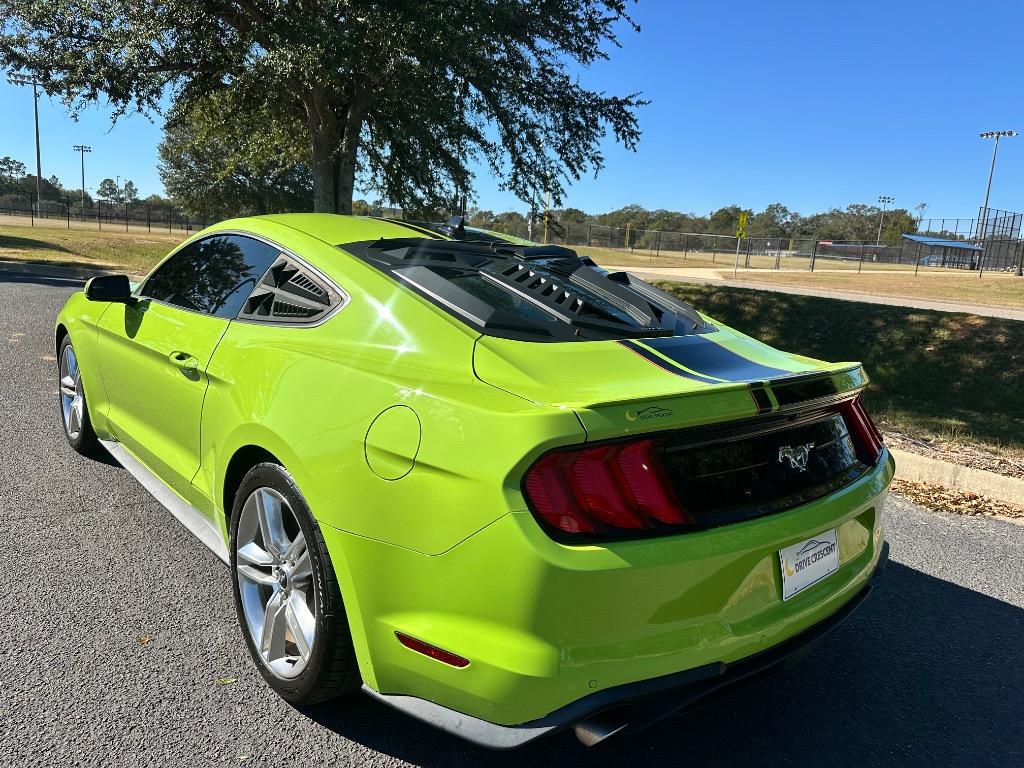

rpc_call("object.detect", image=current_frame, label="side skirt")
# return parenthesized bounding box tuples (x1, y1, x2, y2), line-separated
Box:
(99, 439, 229, 564)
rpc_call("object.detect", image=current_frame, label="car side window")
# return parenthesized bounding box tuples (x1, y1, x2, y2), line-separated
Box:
(142, 235, 282, 318)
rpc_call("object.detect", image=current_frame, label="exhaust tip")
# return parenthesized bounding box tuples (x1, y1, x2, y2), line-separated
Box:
(573, 711, 630, 747)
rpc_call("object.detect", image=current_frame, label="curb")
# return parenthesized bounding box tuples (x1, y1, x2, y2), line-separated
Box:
(890, 447, 1024, 508)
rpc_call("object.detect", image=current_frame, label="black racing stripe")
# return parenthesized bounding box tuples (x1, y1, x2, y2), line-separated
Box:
(771, 375, 840, 406)
(369, 216, 442, 239)
(617, 340, 721, 384)
(749, 384, 773, 413)
(639, 336, 792, 382)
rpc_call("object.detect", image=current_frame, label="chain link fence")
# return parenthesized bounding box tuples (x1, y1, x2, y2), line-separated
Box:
(4, 195, 1022, 276)
(1, 196, 216, 234)
(489, 215, 1024, 274)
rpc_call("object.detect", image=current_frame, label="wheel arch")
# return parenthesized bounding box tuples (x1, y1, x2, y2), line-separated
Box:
(55, 322, 69, 353)
(221, 444, 282, 528)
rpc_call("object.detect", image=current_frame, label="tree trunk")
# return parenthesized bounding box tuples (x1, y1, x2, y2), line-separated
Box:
(304, 88, 364, 214)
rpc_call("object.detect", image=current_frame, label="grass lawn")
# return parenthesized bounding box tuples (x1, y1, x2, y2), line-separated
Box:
(723, 270, 1024, 310)
(0, 223, 184, 274)
(656, 282, 1024, 454)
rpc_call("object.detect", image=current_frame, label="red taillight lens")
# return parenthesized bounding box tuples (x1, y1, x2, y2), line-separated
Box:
(840, 396, 884, 464)
(523, 439, 691, 537)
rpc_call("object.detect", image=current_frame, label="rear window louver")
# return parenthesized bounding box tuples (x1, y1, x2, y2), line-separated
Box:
(339, 238, 712, 342)
(239, 255, 342, 325)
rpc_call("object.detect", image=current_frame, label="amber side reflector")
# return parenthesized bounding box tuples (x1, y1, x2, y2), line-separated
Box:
(395, 631, 470, 668)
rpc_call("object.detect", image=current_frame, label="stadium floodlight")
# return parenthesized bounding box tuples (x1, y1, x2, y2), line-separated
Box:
(8, 73, 43, 212)
(876, 195, 894, 244)
(73, 145, 92, 211)
(977, 131, 1017, 272)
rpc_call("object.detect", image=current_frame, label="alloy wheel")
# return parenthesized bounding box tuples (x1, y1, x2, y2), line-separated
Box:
(59, 344, 84, 440)
(235, 487, 317, 679)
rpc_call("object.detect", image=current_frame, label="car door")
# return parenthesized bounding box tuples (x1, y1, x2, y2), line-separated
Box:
(96, 234, 282, 505)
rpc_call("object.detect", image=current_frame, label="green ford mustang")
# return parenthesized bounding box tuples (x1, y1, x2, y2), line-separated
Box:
(55, 214, 893, 748)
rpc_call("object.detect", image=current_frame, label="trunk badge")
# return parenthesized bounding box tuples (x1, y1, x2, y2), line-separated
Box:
(778, 442, 815, 471)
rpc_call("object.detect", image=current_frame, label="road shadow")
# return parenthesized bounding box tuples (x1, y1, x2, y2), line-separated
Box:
(0, 233, 74, 254)
(0, 271, 84, 288)
(301, 562, 1023, 767)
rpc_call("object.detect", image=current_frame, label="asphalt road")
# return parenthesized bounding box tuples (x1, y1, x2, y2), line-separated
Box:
(2, 270, 1022, 767)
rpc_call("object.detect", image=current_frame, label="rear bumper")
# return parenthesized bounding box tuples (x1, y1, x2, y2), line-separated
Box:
(365, 541, 889, 748)
(323, 450, 894, 736)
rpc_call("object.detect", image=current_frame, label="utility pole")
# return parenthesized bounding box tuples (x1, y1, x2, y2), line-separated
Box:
(73, 145, 91, 215)
(9, 74, 43, 213)
(876, 195, 894, 244)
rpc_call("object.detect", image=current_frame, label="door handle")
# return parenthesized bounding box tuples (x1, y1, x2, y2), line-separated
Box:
(168, 351, 199, 372)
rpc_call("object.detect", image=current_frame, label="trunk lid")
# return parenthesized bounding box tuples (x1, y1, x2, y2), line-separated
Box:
(473, 321, 868, 439)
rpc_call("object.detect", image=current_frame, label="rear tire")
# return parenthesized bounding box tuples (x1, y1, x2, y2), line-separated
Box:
(229, 462, 361, 704)
(58, 335, 99, 455)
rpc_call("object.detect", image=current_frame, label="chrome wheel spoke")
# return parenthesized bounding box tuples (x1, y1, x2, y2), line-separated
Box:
(237, 564, 277, 587)
(284, 531, 306, 563)
(68, 397, 83, 436)
(59, 375, 77, 397)
(237, 540, 275, 567)
(286, 592, 315, 659)
(256, 489, 287, 556)
(260, 590, 289, 661)
(290, 549, 312, 583)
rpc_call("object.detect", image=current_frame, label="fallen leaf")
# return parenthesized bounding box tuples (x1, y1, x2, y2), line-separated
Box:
(137, 634, 155, 646)
(217, 677, 238, 686)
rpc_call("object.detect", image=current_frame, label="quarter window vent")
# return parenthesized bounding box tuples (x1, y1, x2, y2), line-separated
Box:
(238, 255, 342, 324)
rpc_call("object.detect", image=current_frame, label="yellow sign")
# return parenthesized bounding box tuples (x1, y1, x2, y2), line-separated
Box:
(736, 212, 748, 239)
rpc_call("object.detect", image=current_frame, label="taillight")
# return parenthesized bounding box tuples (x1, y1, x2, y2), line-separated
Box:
(840, 396, 884, 465)
(522, 439, 692, 538)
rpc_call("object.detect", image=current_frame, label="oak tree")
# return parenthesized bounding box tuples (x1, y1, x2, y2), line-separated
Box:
(1, 1, 645, 213)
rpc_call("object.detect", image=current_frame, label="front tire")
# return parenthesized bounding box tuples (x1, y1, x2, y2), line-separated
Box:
(58, 335, 99, 455)
(229, 462, 360, 704)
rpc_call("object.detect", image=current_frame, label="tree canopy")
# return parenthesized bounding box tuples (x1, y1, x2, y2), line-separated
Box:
(1, 0, 645, 214)
(158, 94, 313, 217)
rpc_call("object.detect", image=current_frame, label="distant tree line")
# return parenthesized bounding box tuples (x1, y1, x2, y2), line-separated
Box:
(0, 154, 173, 212)
(468, 201, 920, 244)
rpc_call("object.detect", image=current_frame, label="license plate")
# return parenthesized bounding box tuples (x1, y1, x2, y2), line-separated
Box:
(779, 529, 840, 600)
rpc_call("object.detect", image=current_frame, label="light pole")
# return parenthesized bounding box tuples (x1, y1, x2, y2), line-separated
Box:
(876, 195, 894, 244)
(8, 73, 43, 213)
(977, 132, 1016, 273)
(73, 145, 91, 215)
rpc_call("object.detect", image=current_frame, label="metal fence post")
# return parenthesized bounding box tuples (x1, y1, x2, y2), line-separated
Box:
(809, 240, 818, 271)
(30, 196, 34, 226)
(744, 237, 752, 268)
(147, 204, 151, 233)
(858, 241, 866, 273)
(914, 246, 921, 276)
(587, 223, 592, 247)
(98, 200, 102, 230)
(66, 196, 71, 229)
(125, 202, 129, 232)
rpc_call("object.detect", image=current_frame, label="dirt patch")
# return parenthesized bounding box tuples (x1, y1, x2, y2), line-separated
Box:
(892, 478, 1024, 522)
(884, 431, 1024, 481)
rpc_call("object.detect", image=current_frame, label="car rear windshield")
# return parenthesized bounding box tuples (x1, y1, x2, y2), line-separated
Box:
(338, 238, 712, 342)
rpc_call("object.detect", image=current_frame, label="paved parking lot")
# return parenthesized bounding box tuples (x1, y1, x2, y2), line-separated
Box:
(2, 271, 1022, 767)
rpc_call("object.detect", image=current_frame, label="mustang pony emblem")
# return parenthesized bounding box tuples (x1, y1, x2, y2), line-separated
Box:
(778, 442, 815, 472)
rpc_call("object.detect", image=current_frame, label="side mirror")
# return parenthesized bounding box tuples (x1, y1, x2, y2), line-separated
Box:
(85, 274, 136, 304)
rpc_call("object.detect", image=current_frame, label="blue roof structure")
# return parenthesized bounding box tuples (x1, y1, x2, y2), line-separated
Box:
(901, 234, 983, 252)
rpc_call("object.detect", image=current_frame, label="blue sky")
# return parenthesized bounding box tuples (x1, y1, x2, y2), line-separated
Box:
(2, 0, 1023, 218)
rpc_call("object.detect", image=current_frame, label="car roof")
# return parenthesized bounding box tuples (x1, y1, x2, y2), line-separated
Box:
(241, 213, 444, 245)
